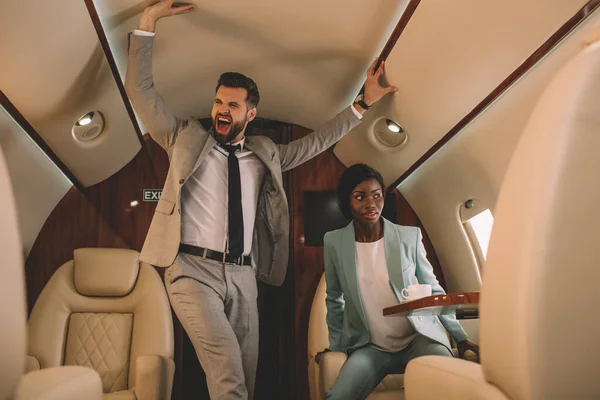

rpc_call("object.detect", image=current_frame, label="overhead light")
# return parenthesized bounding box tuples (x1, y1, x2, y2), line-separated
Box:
(386, 119, 402, 133)
(373, 118, 408, 148)
(130, 200, 139, 207)
(77, 112, 94, 126)
(72, 111, 104, 142)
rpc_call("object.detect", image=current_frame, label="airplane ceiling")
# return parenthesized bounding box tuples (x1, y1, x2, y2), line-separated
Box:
(95, 0, 409, 129)
(334, 0, 591, 186)
(0, 0, 141, 187)
(0, 0, 597, 189)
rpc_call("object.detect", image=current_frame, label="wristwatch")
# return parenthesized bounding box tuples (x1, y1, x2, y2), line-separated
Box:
(354, 93, 371, 111)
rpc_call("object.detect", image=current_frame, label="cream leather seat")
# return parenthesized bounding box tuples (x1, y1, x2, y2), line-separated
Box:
(26, 248, 175, 400)
(0, 147, 103, 400)
(308, 275, 405, 400)
(404, 25, 600, 400)
(308, 274, 479, 399)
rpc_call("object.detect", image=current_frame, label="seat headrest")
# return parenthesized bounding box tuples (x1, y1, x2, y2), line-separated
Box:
(481, 17, 600, 399)
(73, 248, 141, 297)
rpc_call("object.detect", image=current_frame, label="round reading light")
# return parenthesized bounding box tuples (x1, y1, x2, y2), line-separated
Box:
(72, 111, 104, 142)
(373, 118, 407, 148)
(77, 113, 93, 126)
(386, 119, 402, 133)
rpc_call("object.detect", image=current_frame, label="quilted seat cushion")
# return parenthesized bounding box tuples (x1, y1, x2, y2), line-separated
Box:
(64, 313, 133, 393)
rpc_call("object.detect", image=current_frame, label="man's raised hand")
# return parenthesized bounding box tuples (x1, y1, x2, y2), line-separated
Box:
(138, 0, 195, 32)
(363, 59, 398, 107)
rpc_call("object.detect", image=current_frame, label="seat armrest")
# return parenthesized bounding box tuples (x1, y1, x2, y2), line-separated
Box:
(405, 356, 507, 400)
(14, 366, 102, 400)
(319, 351, 347, 397)
(134, 355, 176, 400)
(25, 355, 41, 373)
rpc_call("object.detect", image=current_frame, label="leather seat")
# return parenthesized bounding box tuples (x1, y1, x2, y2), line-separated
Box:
(308, 273, 479, 400)
(308, 274, 405, 400)
(0, 147, 103, 400)
(404, 24, 600, 400)
(26, 248, 175, 400)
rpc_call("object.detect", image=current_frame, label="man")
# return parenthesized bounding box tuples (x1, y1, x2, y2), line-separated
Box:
(125, 1, 397, 399)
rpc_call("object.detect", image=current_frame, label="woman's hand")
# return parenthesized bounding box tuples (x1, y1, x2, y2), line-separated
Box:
(315, 348, 331, 365)
(457, 340, 480, 362)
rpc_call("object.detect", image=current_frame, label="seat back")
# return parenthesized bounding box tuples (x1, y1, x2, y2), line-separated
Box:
(480, 25, 600, 400)
(27, 248, 174, 394)
(308, 274, 405, 399)
(0, 148, 26, 400)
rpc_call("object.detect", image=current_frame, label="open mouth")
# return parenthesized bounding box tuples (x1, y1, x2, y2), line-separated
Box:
(216, 115, 232, 134)
(363, 211, 378, 220)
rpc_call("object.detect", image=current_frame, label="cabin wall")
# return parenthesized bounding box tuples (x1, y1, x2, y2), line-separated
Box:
(0, 106, 72, 257)
(400, 9, 600, 294)
(24, 118, 443, 400)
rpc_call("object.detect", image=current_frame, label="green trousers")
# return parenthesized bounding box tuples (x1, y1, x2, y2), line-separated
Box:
(325, 334, 452, 400)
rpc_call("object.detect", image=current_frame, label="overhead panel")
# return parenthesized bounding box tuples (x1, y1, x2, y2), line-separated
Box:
(0, 0, 141, 187)
(334, 0, 589, 185)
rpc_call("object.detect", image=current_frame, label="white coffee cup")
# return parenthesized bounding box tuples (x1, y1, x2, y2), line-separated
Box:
(401, 284, 432, 301)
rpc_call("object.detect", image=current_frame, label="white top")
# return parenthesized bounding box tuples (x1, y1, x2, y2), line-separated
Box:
(356, 238, 417, 352)
(180, 138, 267, 255)
(132, 29, 363, 255)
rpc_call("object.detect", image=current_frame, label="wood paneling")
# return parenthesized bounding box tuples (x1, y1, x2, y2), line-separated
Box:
(389, 0, 600, 188)
(383, 292, 479, 317)
(290, 125, 347, 400)
(375, 0, 421, 71)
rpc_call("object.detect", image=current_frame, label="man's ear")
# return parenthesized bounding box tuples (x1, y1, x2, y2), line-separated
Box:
(247, 107, 257, 122)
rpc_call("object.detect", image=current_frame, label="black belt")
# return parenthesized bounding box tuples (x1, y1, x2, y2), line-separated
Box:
(179, 243, 251, 266)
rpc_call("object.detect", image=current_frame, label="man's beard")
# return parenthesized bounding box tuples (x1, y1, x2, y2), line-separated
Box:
(211, 116, 247, 144)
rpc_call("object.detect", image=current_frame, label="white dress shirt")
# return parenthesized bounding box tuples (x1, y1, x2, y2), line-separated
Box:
(181, 138, 267, 255)
(356, 238, 417, 352)
(133, 30, 363, 256)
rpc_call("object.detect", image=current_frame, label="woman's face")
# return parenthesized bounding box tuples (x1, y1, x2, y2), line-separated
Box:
(349, 178, 384, 226)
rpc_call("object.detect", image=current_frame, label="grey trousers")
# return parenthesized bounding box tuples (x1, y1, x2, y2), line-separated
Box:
(165, 253, 259, 400)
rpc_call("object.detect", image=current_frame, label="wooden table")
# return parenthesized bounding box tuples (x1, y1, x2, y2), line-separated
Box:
(383, 292, 480, 319)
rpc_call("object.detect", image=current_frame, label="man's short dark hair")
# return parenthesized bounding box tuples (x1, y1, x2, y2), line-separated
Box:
(338, 163, 386, 220)
(216, 72, 260, 109)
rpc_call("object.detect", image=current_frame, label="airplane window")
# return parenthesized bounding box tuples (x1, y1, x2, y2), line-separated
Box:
(465, 209, 494, 263)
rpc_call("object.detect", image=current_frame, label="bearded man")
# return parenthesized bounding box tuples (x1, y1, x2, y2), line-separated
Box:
(125, 1, 397, 399)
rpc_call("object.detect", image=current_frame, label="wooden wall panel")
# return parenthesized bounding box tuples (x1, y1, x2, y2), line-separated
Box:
(25, 137, 169, 312)
(290, 125, 347, 400)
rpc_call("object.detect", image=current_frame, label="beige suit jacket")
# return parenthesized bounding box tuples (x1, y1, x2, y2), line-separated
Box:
(125, 35, 361, 285)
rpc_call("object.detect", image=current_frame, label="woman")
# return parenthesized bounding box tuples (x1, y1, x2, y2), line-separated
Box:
(321, 163, 479, 400)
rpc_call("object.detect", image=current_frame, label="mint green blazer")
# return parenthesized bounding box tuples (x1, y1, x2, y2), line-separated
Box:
(323, 218, 468, 353)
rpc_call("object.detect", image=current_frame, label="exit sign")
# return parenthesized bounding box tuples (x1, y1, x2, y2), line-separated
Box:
(143, 189, 162, 202)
